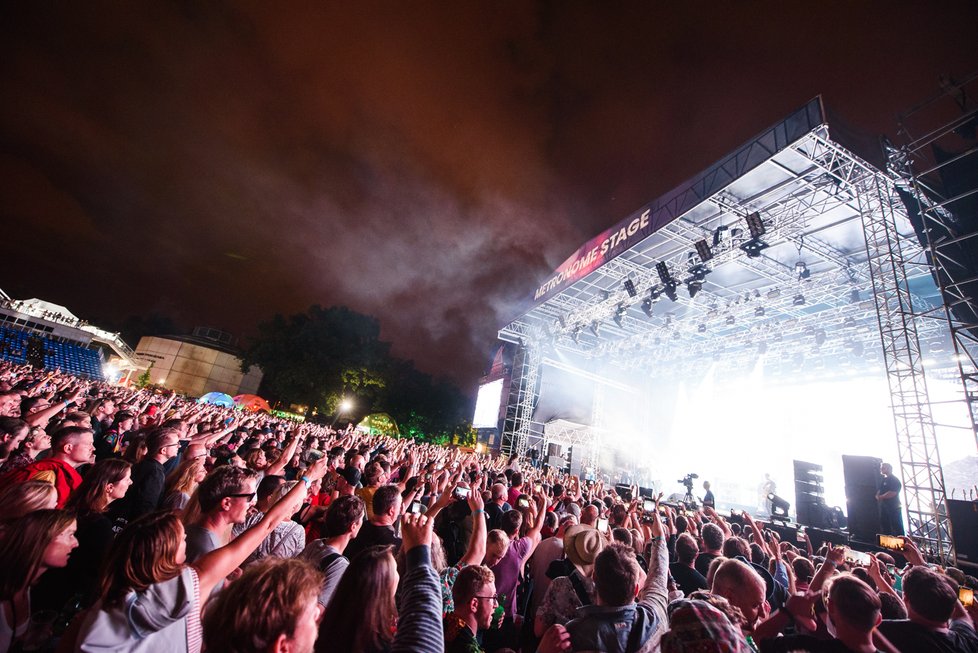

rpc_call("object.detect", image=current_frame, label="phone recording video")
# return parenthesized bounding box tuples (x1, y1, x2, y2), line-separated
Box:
(517, 496, 530, 509)
(642, 499, 656, 514)
(877, 534, 904, 551)
(408, 501, 423, 515)
(597, 517, 609, 533)
(454, 486, 470, 500)
(844, 548, 872, 566)
(960, 587, 974, 607)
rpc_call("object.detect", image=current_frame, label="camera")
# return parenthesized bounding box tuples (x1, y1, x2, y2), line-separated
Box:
(677, 473, 698, 490)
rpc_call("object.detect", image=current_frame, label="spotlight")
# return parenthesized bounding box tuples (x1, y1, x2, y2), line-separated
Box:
(726, 315, 736, 325)
(740, 239, 769, 258)
(795, 261, 811, 280)
(689, 264, 709, 282)
(590, 321, 601, 337)
(613, 305, 627, 328)
(656, 262, 673, 285)
(687, 281, 702, 299)
(663, 284, 679, 302)
(649, 285, 661, 301)
(768, 493, 790, 520)
(755, 306, 765, 317)
(766, 288, 781, 299)
(694, 239, 713, 262)
(641, 298, 654, 318)
(745, 211, 766, 239)
(849, 288, 861, 303)
(792, 294, 806, 306)
(698, 324, 707, 333)
(623, 279, 637, 297)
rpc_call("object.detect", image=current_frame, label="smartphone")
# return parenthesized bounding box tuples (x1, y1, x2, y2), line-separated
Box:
(877, 534, 904, 551)
(844, 548, 872, 566)
(408, 501, 423, 514)
(517, 496, 530, 509)
(534, 483, 542, 494)
(454, 486, 470, 499)
(642, 499, 656, 514)
(305, 450, 324, 463)
(597, 517, 609, 533)
(960, 587, 974, 607)
(796, 527, 806, 543)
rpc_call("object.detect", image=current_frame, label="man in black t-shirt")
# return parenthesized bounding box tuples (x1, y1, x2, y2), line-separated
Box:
(670, 533, 709, 596)
(876, 463, 904, 536)
(344, 483, 403, 559)
(694, 522, 724, 577)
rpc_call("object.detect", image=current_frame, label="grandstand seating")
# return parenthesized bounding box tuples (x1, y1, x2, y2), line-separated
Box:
(0, 325, 104, 380)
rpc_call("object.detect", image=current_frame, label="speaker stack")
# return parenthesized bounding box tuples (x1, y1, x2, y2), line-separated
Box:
(794, 459, 829, 528)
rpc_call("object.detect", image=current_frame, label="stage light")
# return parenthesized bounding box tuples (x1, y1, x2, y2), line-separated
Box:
(753, 289, 761, 299)
(725, 315, 736, 325)
(768, 493, 790, 521)
(641, 298, 654, 318)
(767, 288, 780, 299)
(663, 284, 678, 302)
(600, 290, 611, 301)
(850, 288, 861, 303)
(740, 239, 769, 258)
(590, 321, 601, 337)
(656, 262, 673, 285)
(623, 279, 637, 297)
(689, 264, 709, 282)
(694, 239, 713, 262)
(755, 306, 765, 317)
(650, 285, 661, 300)
(815, 329, 826, 346)
(792, 294, 806, 306)
(687, 281, 702, 298)
(613, 304, 627, 328)
(745, 211, 766, 239)
(795, 261, 811, 280)
(338, 398, 354, 413)
(698, 323, 707, 333)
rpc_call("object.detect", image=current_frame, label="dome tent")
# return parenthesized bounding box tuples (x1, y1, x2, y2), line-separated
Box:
(356, 413, 400, 437)
(233, 394, 271, 413)
(198, 392, 235, 407)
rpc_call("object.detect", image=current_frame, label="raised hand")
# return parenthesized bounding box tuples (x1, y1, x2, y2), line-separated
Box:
(401, 512, 435, 551)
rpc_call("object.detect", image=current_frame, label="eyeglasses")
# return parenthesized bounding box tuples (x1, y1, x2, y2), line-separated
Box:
(474, 594, 499, 603)
(224, 492, 256, 500)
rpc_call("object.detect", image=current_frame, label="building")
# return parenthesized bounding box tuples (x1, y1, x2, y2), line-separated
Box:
(135, 326, 262, 397)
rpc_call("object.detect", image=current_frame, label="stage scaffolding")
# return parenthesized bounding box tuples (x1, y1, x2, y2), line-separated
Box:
(498, 95, 973, 564)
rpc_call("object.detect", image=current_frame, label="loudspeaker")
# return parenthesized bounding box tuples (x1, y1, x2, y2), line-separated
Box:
(842, 455, 882, 542)
(948, 499, 978, 570)
(794, 460, 827, 528)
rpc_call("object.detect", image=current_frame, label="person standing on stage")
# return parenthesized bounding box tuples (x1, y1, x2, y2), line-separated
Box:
(876, 462, 904, 536)
(702, 481, 715, 509)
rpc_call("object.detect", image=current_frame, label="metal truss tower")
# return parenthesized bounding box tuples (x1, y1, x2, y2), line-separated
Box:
(857, 171, 953, 563)
(500, 343, 541, 458)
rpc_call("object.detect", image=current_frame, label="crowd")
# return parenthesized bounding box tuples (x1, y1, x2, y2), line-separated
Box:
(0, 360, 976, 653)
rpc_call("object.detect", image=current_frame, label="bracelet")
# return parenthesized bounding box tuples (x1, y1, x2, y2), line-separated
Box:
(472, 509, 484, 514)
(824, 559, 838, 569)
(300, 475, 311, 487)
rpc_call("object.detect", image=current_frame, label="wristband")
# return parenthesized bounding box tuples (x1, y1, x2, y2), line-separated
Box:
(472, 509, 484, 514)
(64, 401, 71, 409)
(300, 475, 311, 487)
(824, 559, 838, 569)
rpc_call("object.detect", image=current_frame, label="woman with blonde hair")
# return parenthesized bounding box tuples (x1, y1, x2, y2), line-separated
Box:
(0, 509, 78, 651)
(0, 480, 57, 525)
(75, 456, 329, 653)
(161, 457, 207, 511)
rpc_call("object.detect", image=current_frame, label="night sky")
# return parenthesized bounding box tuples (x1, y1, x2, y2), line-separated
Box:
(2, 2, 976, 392)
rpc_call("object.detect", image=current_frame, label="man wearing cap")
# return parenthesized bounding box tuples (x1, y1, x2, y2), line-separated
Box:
(535, 524, 604, 636)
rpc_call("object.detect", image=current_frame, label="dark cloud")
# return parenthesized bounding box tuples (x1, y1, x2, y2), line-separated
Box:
(1, 2, 976, 391)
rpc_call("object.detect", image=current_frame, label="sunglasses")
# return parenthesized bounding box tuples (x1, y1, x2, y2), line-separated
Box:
(224, 492, 256, 500)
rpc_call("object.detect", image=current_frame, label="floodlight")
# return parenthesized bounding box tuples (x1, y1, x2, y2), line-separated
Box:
(792, 294, 806, 306)
(766, 288, 780, 299)
(649, 285, 661, 300)
(694, 239, 713, 262)
(687, 281, 702, 299)
(725, 315, 736, 325)
(795, 261, 811, 280)
(745, 211, 766, 239)
(663, 284, 678, 302)
(338, 398, 354, 413)
(740, 239, 768, 258)
(641, 298, 654, 318)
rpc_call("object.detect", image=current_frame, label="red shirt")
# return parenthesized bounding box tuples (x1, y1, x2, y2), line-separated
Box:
(1, 458, 82, 508)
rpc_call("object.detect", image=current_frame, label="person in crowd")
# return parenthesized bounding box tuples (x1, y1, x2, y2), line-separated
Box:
(485, 482, 511, 530)
(670, 532, 710, 597)
(116, 426, 181, 520)
(0, 510, 78, 651)
(507, 471, 525, 507)
(535, 523, 605, 636)
(436, 488, 488, 616)
(75, 456, 328, 652)
(357, 460, 386, 520)
(559, 506, 668, 653)
(444, 565, 497, 653)
(527, 513, 578, 619)
(702, 480, 715, 508)
(316, 512, 444, 653)
(0, 479, 57, 524)
(300, 494, 365, 607)
(88, 397, 116, 439)
(878, 547, 978, 652)
(201, 558, 324, 653)
(660, 598, 752, 653)
(0, 417, 28, 467)
(712, 558, 771, 638)
(0, 424, 51, 475)
(161, 455, 207, 511)
(235, 479, 307, 564)
(185, 465, 260, 564)
(94, 409, 135, 459)
(0, 426, 94, 507)
(34, 459, 133, 612)
(876, 462, 904, 536)
(695, 522, 725, 577)
(344, 484, 403, 560)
